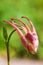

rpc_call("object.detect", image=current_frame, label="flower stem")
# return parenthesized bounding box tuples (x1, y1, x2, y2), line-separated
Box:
(7, 29, 16, 65)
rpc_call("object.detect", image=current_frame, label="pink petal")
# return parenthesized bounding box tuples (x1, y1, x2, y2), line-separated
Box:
(3, 20, 24, 37)
(21, 16, 36, 33)
(11, 18, 31, 32)
(11, 21, 27, 33)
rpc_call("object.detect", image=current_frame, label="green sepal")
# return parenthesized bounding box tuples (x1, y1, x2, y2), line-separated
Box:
(3, 26, 8, 43)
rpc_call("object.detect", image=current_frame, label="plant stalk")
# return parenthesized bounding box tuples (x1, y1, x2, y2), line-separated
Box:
(7, 29, 16, 65)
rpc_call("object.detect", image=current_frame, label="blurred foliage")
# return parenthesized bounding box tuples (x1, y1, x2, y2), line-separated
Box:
(0, 0, 43, 59)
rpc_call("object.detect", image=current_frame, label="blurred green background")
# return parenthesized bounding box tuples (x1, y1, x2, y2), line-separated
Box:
(0, 0, 43, 59)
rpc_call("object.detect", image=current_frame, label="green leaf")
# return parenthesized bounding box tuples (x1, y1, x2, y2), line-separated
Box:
(3, 26, 8, 42)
